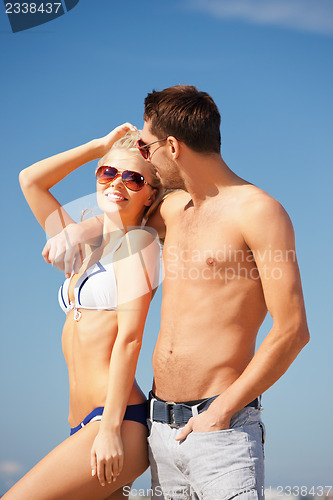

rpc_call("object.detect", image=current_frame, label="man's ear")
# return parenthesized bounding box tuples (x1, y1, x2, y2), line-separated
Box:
(167, 136, 180, 159)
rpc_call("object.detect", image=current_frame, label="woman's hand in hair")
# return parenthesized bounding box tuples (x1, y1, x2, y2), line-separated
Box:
(97, 123, 137, 157)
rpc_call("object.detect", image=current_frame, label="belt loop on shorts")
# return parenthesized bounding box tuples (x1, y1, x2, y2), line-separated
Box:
(150, 395, 155, 421)
(258, 394, 264, 410)
(191, 396, 217, 417)
(191, 404, 199, 417)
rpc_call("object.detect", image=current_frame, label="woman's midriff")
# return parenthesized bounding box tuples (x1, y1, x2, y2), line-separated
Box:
(62, 309, 146, 428)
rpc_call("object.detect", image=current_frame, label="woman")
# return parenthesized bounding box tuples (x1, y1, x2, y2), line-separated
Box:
(4, 124, 162, 500)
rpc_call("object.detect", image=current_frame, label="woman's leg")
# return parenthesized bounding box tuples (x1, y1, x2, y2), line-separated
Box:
(2, 420, 148, 500)
(105, 483, 133, 500)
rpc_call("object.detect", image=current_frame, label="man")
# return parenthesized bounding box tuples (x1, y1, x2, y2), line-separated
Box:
(44, 85, 309, 499)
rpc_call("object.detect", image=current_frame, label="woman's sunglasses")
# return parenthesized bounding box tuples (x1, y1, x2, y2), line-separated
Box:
(96, 166, 151, 192)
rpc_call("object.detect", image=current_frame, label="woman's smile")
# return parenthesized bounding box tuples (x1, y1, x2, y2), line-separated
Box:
(105, 190, 128, 202)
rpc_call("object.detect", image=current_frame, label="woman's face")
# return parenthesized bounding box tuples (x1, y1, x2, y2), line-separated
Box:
(96, 151, 155, 223)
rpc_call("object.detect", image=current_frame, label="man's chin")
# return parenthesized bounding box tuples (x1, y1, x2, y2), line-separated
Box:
(161, 178, 185, 190)
(152, 166, 184, 189)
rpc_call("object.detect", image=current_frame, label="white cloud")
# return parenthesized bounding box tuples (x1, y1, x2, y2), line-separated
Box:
(0, 461, 23, 475)
(186, 0, 333, 35)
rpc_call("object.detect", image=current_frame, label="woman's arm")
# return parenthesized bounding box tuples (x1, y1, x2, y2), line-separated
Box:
(19, 123, 136, 237)
(90, 228, 160, 486)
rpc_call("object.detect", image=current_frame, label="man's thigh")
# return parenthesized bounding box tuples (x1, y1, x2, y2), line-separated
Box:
(148, 420, 198, 500)
(184, 412, 265, 500)
(148, 409, 265, 500)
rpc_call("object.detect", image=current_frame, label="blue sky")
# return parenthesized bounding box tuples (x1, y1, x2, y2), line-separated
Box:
(0, 0, 332, 494)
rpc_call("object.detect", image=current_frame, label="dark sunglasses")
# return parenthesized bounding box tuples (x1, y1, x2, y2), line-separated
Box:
(96, 165, 151, 191)
(137, 137, 167, 160)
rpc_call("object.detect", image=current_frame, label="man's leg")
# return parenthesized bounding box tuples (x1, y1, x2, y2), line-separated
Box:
(180, 408, 265, 500)
(148, 420, 200, 500)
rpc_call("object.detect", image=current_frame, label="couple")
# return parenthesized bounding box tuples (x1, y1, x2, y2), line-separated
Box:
(6, 85, 309, 500)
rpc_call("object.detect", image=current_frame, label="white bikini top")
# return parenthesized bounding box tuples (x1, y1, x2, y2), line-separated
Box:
(58, 237, 124, 321)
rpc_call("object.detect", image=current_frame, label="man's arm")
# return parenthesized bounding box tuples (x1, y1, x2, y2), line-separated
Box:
(177, 194, 310, 438)
(146, 190, 190, 239)
(43, 190, 187, 276)
(42, 197, 166, 278)
(146, 201, 166, 239)
(42, 215, 104, 277)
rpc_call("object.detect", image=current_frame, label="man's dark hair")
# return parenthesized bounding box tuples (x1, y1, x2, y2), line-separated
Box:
(144, 85, 221, 154)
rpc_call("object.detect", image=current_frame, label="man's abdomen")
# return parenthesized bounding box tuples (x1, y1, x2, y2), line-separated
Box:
(152, 324, 256, 402)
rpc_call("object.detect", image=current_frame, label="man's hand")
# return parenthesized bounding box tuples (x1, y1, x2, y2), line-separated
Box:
(175, 409, 231, 441)
(42, 224, 85, 277)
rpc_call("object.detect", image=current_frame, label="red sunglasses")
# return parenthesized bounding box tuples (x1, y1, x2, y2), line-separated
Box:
(96, 166, 151, 191)
(137, 137, 167, 160)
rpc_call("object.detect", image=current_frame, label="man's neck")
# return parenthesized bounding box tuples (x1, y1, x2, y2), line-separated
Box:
(179, 153, 244, 207)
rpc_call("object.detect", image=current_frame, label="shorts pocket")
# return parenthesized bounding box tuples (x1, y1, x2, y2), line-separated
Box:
(258, 422, 266, 444)
(200, 465, 257, 500)
(191, 427, 236, 436)
(258, 421, 266, 459)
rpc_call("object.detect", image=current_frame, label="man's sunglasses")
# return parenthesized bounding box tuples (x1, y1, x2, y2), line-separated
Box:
(96, 165, 151, 191)
(137, 137, 167, 160)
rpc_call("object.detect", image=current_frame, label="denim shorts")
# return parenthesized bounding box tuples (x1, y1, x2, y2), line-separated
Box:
(147, 406, 265, 500)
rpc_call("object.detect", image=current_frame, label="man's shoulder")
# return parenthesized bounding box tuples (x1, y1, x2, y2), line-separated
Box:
(162, 189, 191, 205)
(235, 185, 293, 244)
(146, 190, 190, 238)
(235, 184, 286, 219)
(116, 227, 160, 258)
(160, 190, 191, 218)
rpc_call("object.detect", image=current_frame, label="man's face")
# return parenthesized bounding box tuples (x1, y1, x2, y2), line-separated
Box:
(141, 121, 184, 189)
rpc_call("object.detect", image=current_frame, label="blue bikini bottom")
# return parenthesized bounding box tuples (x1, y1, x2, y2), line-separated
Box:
(70, 401, 148, 435)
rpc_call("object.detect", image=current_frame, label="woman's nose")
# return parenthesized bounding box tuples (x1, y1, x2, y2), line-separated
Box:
(110, 173, 124, 187)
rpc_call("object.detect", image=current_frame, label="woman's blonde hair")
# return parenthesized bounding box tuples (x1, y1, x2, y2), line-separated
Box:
(98, 130, 166, 223)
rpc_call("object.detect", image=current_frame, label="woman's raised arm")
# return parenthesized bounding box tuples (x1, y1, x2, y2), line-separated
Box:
(19, 123, 137, 237)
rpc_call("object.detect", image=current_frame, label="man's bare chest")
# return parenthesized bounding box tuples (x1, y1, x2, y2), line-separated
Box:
(163, 210, 255, 276)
